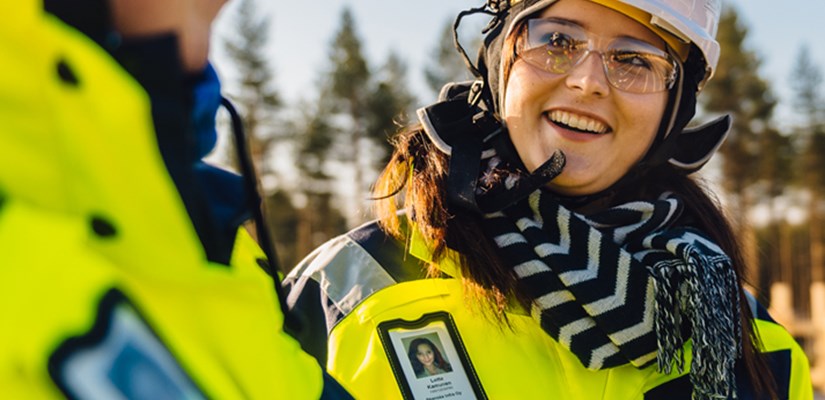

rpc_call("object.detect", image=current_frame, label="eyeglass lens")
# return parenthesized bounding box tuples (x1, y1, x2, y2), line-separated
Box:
(520, 19, 677, 93)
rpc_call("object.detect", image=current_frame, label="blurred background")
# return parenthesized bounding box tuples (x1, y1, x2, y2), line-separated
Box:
(208, 1, 825, 394)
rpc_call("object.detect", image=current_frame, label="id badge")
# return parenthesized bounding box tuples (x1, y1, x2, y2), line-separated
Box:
(49, 289, 205, 400)
(378, 311, 487, 400)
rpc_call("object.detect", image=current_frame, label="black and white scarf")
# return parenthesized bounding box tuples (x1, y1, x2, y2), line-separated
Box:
(481, 190, 742, 399)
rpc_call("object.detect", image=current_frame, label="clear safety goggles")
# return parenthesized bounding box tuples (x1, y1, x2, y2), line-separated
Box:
(518, 18, 679, 94)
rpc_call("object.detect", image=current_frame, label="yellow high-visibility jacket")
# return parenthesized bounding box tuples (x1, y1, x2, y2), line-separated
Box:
(285, 220, 813, 399)
(0, 2, 330, 398)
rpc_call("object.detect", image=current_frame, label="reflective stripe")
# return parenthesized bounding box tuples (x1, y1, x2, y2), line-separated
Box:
(290, 233, 397, 320)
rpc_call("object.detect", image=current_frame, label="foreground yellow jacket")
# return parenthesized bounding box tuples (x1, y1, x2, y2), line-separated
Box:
(285, 220, 813, 399)
(0, 2, 326, 398)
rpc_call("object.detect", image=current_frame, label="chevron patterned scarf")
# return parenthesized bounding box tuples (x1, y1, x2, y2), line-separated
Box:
(481, 191, 742, 399)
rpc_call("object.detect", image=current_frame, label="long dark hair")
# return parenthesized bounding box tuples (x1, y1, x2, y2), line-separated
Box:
(408, 338, 452, 376)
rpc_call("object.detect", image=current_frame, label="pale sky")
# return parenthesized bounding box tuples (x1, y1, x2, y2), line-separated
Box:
(212, 0, 825, 130)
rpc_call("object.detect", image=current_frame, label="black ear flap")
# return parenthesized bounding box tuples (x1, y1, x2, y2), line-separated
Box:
(644, 47, 724, 175)
(667, 115, 731, 173)
(437, 81, 476, 102)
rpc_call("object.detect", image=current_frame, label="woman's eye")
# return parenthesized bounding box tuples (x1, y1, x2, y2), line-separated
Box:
(612, 51, 652, 69)
(544, 32, 576, 49)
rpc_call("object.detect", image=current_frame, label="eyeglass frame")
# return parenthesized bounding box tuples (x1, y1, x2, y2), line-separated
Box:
(515, 17, 681, 94)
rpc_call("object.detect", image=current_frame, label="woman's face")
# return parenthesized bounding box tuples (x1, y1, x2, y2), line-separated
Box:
(503, 0, 668, 196)
(416, 343, 435, 367)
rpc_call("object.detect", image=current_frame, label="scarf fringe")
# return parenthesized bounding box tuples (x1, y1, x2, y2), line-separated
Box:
(651, 246, 741, 399)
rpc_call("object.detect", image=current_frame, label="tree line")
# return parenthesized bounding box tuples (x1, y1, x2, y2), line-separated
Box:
(215, 0, 471, 269)
(700, 9, 825, 374)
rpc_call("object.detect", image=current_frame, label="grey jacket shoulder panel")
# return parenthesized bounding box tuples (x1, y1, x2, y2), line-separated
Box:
(284, 220, 428, 364)
(286, 227, 395, 325)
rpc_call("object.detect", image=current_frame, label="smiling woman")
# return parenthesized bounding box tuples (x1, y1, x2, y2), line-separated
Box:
(283, 0, 813, 399)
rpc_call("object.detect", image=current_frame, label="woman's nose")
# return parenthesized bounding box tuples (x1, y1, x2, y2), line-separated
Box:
(564, 51, 611, 97)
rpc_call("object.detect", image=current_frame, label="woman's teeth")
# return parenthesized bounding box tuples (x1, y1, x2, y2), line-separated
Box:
(547, 110, 608, 134)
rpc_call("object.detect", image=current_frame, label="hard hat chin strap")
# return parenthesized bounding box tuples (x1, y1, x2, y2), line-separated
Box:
(418, 84, 565, 214)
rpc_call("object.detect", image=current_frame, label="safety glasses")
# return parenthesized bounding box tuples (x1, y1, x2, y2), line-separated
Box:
(519, 18, 679, 94)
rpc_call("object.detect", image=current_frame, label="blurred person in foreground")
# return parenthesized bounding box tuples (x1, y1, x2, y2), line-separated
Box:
(284, 0, 812, 398)
(0, 0, 350, 398)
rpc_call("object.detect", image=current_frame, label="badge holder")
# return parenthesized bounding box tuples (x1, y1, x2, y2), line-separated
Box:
(378, 311, 487, 400)
(49, 289, 205, 399)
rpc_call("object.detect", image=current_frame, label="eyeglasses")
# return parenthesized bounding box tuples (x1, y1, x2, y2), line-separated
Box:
(518, 18, 679, 94)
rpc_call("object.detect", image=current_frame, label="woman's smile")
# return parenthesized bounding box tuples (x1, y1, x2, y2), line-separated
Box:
(544, 108, 611, 140)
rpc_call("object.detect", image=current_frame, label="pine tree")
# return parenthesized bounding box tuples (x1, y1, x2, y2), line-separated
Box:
(792, 46, 825, 128)
(219, 0, 298, 269)
(326, 8, 372, 223)
(220, 0, 282, 176)
(700, 7, 779, 293)
(289, 95, 348, 266)
(759, 127, 795, 286)
(329, 9, 370, 108)
(322, 8, 417, 225)
(791, 46, 825, 285)
(790, 45, 825, 389)
(366, 52, 416, 167)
